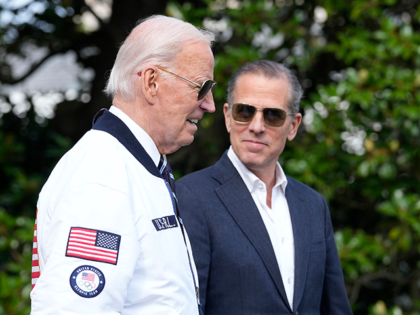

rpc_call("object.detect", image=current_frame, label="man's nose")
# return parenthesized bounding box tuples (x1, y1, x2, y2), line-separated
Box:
(248, 110, 266, 133)
(200, 92, 216, 113)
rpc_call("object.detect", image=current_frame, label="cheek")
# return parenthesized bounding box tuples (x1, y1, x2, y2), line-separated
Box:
(229, 127, 246, 148)
(272, 134, 288, 154)
(226, 119, 231, 133)
(223, 108, 232, 133)
(166, 85, 188, 106)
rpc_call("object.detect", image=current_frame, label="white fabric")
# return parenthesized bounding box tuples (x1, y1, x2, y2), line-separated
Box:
(228, 146, 295, 309)
(109, 107, 160, 166)
(31, 106, 199, 315)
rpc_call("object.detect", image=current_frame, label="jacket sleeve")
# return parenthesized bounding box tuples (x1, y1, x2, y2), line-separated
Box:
(320, 198, 353, 314)
(177, 181, 212, 313)
(31, 183, 138, 314)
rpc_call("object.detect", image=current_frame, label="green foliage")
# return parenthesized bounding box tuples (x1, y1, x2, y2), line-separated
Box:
(1, 0, 420, 313)
(278, 0, 420, 312)
(0, 208, 33, 315)
(0, 107, 71, 314)
(170, 0, 420, 313)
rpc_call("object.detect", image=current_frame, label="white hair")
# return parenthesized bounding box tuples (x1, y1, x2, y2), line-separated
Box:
(104, 15, 215, 100)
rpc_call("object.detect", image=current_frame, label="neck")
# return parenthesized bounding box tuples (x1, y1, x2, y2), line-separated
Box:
(113, 95, 172, 155)
(248, 164, 277, 209)
(113, 94, 143, 126)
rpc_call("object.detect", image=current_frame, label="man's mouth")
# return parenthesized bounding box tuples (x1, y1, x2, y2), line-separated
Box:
(187, 119, 198, 125)
(244, 140, 267, 146)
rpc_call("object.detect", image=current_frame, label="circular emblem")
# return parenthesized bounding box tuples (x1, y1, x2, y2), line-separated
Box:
(69, 265, 105, 298)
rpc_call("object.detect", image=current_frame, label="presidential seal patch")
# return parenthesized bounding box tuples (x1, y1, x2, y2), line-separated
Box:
(69, 265, 105, 298)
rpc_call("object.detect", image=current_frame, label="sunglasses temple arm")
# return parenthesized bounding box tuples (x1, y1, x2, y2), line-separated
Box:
(157, 67, 201, 88)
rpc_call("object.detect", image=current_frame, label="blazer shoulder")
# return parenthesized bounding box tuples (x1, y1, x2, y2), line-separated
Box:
(177, 152, 237, 188)
(177, 165, 216, 187)
(286, 175, 326, 203)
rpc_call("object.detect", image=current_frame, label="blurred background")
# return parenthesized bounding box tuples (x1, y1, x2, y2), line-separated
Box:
(1, 0, 420, 314)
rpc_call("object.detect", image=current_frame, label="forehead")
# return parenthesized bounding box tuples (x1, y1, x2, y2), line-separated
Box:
(174, 42, 215, 79)
(233, 74, 290, 109)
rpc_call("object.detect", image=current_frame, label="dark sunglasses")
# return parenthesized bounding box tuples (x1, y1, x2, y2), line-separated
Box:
(157, 66, 217, 100)
(231, 103, 295, 127)
(137, 67, 217, 100)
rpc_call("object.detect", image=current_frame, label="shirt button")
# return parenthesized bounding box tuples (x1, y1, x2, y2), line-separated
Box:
(288, 278, 291, 284)
(282, 238, 285, 243)
(258, 183, 264, 189)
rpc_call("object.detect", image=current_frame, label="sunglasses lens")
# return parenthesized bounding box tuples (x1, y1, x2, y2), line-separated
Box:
(232, 104, 256, 123)
(232, 103, 289, 127)
(198, 81, 216, 100)
(263, 108, 287, 127)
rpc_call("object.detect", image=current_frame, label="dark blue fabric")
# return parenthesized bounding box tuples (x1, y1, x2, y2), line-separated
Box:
(177, 151, 353, 315)
(92, 110, 161, 178)
(159, 155, 177, 195)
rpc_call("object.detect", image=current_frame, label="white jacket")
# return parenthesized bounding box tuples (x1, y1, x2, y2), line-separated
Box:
(31, 106, 199, 315)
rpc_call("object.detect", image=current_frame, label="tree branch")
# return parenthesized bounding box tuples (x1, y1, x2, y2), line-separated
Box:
(0, 33, 98, 85)
(0, 49, 64, 85)
(83, 0, 106, 28)
(349, 270, 420, 304)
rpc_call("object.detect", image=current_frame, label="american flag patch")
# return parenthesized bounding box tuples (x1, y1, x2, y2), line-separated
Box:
(65, 227, 121, 265)
(82, 272, 95, 281)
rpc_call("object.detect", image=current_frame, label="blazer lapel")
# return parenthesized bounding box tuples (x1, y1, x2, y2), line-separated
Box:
(286, 178, 310, 312)
(212, 152, 292, 311)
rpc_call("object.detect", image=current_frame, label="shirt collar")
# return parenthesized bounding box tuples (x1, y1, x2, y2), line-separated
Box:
(227, 146, 288, 194)
(109, 105, 161, 167)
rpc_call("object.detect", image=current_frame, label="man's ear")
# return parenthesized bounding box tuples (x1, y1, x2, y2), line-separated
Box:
(287, 112, 302, 141)
(223, 103, 231, 133)
(141, 67, 159, 104)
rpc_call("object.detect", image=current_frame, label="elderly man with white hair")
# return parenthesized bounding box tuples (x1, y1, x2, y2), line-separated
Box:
(30, 15, 216, 315)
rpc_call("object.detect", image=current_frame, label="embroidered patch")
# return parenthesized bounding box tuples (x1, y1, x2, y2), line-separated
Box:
(69, 265, 105, 298)
(65, 227, 121, 265)
(152, 215, 178, 231)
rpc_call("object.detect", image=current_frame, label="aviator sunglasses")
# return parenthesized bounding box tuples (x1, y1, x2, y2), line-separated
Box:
(137, 67, 217, 101)
(231, 103, 295, 127)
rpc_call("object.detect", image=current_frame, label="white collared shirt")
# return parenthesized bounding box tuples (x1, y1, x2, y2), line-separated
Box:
(228, 146, 295, 309)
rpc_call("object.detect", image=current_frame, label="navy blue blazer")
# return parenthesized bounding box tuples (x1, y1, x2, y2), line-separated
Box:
(177, 152, 352, 315)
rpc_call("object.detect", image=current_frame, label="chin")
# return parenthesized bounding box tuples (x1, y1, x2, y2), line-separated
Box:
(183, 138, 195, 147)
(164, 133, 194, 154)
(178, 135, 195, 149)
(243, 160, 263, 169)
(242, 156, 272, 170)
(241, 152, 263, 163)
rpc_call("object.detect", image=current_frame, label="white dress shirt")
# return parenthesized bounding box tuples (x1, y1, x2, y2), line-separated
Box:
(228, 146, 295, 309)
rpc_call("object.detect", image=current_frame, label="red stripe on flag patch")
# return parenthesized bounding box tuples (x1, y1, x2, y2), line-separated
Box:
(65, 227, 121, 265)
(31, 211, 40, 290)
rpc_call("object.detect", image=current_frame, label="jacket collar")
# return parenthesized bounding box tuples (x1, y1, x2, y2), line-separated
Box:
(92, 109, 161, 178)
